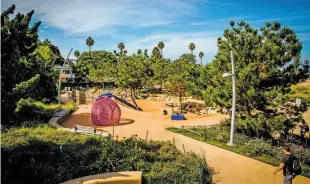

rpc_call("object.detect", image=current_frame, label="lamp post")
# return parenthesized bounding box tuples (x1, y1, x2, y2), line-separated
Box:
(222, 50, 236, 146)
(58, 48, 73, 104)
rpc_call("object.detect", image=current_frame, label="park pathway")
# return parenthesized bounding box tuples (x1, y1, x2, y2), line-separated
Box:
(63, 103, 310, 184)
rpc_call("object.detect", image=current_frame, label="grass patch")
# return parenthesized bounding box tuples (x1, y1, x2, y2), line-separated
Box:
(44, 101, 78, 113)
(289, 82, 310, 106)
(167, 126, 310, 178)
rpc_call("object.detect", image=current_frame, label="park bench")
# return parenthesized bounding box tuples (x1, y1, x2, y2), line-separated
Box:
(74, 125, 109, 137)
(74, 125, 96, 134)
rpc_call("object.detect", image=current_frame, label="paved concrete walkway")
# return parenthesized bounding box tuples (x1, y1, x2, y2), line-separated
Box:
(62, 100, 310, 184)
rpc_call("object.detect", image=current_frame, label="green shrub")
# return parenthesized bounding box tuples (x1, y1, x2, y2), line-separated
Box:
(2, 126, 212, 184)
(60, 101, 78, 113)
(144, 153, 212, 184)
(14, 98, 52, 123)
(15, 98, 45, 114)
(44, 101, 78, 113)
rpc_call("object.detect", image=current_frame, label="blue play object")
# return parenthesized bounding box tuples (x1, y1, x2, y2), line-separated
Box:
(171, 114, 185, 120)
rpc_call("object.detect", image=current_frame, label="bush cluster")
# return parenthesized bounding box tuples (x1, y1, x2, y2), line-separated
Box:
(11, 99, 78, 127)
(1, 125, 212, 184)
(168, 126, 310, 178)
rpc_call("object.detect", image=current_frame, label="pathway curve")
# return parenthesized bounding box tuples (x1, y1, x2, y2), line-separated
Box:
(62, 100, 310, 184)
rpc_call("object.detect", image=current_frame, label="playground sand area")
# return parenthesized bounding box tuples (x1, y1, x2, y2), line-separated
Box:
(61, 99, 221, 133)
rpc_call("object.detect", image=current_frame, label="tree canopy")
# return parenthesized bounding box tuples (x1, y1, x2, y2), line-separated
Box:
(74, 50, 116, 77)
(201, 21, 309, 136)
(1, 4, 58, 124)
(86, 37, 94, 51)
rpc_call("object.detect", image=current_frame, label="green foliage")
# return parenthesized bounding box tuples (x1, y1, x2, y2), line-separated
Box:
(151, 47, 162, 59)
(13, 100, 77, 125)
(14, 98, 51, 123)
(117, 55, 148, 95)
(74, 50, 117, 77)
(60, 101, 78, 113)
(44, 101, 78, 114)
(151, 58, 170, 88)
(189, 43, 196, 53)
(168, 126, 310, 178)
(74, 50, 80, 58)
(200, 21, 309, 136)
(12, 74, 40, 94)
(1, 5, 57, 124)
(15, 98, 45, 113)
(86, 37, 94, 51)
(166, 54, 202, 99)
(88, 58, 117, 83)
(2, 126, 212, 184)
(198, 51, 204, 65)
(157, 41, 165, 56)
(118, 42, 125, 52)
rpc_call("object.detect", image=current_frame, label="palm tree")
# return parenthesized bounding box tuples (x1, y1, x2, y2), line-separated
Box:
(158, 41, 165, 57)
(144, 49, 149, 58)
(152, 47, 162, 59)
(230, 20, 235, 28)
(86, 37, 94, 51)
(137, 49, 142, 55)
(199, 52, 204, 65)
(74, 50, 80, 58)
(189, 43, 195, 54)
(118, 42, 125, 54)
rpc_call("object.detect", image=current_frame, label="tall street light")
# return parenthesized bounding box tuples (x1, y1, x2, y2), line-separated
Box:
(222, 50, 236, 146)
(58, 48, 73, 104)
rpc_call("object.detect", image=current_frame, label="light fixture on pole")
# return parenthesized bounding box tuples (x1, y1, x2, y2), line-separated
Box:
(222, 50, 236, 146)
(58, 48, 73, 104)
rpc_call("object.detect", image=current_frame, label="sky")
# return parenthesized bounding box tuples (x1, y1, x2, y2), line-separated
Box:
(2, 0, 310, 63)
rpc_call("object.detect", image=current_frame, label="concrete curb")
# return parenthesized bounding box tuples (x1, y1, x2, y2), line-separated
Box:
(48, 110, 73, 132)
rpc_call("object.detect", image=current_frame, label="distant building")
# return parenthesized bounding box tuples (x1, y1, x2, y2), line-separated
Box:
(53, 65, 75, 82)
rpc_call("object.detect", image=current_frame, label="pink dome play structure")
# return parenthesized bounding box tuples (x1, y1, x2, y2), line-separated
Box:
(91, 96, 121, 126)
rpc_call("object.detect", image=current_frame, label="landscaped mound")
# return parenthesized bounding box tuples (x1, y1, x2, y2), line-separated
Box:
(1, 125, 212, 184)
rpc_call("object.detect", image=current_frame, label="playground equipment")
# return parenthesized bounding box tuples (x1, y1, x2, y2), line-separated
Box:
(99, 92, 141, 111)
(91, 92, 141, 126)
(91, 96, 121, 126)
(171, 114, 185, 120)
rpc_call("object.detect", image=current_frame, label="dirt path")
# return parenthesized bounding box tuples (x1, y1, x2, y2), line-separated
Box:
(62, 100, 310, 184)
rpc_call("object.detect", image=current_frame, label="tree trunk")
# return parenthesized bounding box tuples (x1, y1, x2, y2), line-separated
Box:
(179, 94, 182, 114)
(89, 46, 91, 52)
(201, 58, 202, 65)
(130, 88, 141, 111)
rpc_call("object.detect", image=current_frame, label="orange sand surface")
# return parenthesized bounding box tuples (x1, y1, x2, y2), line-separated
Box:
(62, 99, 310, 184)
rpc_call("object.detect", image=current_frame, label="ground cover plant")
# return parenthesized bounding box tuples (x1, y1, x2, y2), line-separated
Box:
(167, 126, 310, 178)
(1, 125, 212, 184)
